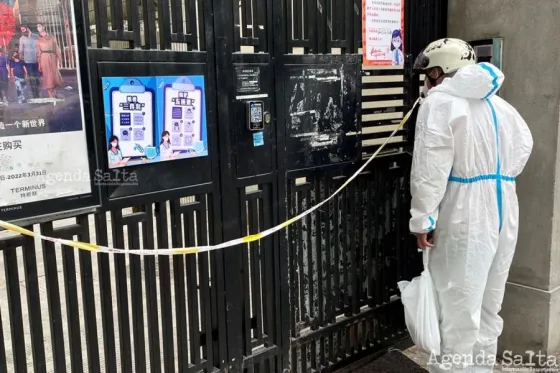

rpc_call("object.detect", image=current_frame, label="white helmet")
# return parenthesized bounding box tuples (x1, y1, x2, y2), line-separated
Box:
(413, 38, 477, 74)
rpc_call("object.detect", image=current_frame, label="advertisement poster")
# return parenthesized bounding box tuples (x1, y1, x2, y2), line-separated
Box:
(0, 0, 92, 211)
(362, 0, 405, 66)
(102, 75, 208, 168)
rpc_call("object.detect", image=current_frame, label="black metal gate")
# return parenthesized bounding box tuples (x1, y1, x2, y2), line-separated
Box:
(0, 0, 446, 372)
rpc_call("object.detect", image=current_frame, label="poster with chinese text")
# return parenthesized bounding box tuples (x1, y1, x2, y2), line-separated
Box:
(362, 0, 405, 66)
(102, 75, 208, 168)
(0, 0, 93, 211)
(155, 76, 208, 160)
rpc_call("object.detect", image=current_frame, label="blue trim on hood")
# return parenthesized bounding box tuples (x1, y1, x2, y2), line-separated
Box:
(479, 63, 500, 99)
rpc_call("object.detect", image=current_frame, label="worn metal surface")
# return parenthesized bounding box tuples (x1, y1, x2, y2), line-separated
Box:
(285, 155, 420, 372)
(285, 64, 360, 169)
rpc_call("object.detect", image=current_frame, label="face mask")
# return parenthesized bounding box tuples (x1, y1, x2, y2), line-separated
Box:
(421, 84, 429, 97)
(424, 70, 442, 89)
(392, 39, 401, 49)
(37, 27, 44, 33)
(111, 142, 117, 148)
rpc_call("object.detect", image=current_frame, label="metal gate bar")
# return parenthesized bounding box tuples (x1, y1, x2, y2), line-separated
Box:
(285, 156, 416, 372)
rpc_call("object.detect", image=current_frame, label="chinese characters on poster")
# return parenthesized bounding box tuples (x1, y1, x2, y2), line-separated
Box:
(102, 75, 208, 169)
(0, 0, 92, 210)
(362, 0, 405, 66)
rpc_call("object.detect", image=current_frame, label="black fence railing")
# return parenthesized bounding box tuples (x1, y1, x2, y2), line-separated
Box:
(286, 154, 420, 372)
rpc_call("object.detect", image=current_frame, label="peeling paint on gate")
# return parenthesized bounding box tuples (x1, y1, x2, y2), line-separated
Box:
(284, 64, 360, 170)
(287, 155, 419, 371)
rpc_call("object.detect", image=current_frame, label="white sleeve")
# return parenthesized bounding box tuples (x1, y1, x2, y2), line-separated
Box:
(409, 96, 455, 234)
(511, 109, 533, 176)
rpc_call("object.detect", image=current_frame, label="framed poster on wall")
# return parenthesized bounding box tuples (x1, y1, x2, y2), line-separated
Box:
(156, 76, 208, 160)
(101, 75, 208, 169)
(362, 0, 405, 66)
(95, 62, 213, 201)
(0, 0, 99, 221)
(102, 77, 157, 168)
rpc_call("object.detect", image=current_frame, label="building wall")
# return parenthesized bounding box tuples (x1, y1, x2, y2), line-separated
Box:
(447, 0, 560, 356)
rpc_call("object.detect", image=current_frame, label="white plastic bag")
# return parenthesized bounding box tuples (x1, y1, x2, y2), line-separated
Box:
(397, 248, 441, 355)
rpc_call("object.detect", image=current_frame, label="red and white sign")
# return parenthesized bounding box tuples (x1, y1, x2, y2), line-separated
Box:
(362, 0, 405, 66)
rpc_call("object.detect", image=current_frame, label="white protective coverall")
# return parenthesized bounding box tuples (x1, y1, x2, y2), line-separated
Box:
(409, 62, 533, 372)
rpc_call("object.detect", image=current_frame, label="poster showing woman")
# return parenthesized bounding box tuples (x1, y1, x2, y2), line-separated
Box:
(390, 29, 404, 65)
(362, 0, 405, 66)
(36, 22, 63, 98)
(0, 0, 94, 220)
(159, 130, 179, 159)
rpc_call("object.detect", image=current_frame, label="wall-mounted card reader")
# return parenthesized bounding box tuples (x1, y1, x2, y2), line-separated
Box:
(247, 101, 264, 131)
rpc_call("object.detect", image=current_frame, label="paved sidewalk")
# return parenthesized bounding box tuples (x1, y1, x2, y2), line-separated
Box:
(338, 345, 531, 372)
(402, 346, 538, 372)
(355, 348, 427, 372)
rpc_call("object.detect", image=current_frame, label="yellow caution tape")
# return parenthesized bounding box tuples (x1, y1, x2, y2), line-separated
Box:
(0, 98, 420, 255)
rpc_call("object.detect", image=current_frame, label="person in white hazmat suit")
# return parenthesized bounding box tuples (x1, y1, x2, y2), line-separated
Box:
(409, 38, 533, 372)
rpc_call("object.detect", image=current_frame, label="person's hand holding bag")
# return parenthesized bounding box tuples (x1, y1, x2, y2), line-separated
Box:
(397, 248, 441, 355)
